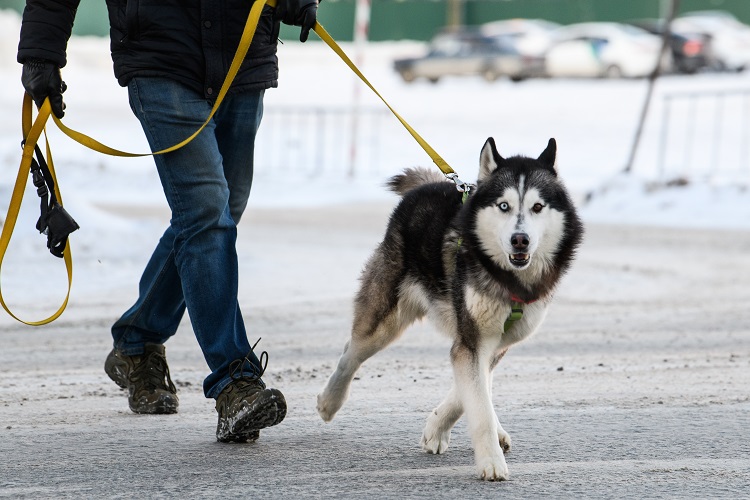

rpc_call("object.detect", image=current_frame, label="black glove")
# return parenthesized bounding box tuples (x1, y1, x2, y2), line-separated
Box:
(274, 0, 319, 43)
(21, 58, 67, 118)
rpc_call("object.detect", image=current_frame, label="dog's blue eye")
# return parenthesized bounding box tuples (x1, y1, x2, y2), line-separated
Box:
(498, 202, 510, 212)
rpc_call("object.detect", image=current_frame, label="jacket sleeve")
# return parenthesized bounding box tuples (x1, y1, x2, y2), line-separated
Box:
(17, 0, 82, 67)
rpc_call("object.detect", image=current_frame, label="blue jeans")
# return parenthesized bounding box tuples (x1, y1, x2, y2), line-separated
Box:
(111, 77, 265, 399)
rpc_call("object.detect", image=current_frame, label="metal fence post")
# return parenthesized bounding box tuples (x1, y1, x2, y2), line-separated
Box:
(658, 95, 671, 180)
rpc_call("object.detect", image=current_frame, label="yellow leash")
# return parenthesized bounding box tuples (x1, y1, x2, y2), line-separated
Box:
(47, 0, 455, 174)
(51, 0, 271, 158)
(0, 99, 73, 325)
(4, 0, 455, 325)
(310, 22, 454, 175)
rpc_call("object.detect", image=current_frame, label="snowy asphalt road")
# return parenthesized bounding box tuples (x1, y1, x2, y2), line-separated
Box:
(1, 203, 749, 498)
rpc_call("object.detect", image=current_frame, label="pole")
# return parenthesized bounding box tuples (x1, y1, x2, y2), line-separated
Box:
(623, 0, 680, 173)
(447, 0, 465, 30)
(348, 0, 371, 178)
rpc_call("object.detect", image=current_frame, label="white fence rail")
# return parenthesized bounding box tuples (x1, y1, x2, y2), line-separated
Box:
(658, 89, 750, 185)
(254, 106, 390, 179)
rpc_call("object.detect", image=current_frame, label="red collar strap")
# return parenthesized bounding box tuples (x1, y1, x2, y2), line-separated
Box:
(511, 295, 537, 305)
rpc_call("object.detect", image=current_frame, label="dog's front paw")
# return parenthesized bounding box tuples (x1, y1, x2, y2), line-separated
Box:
(420, 426, 451, 454)
(476, 454, 509, 481)
(497, 426, 512, 454)
(316, 391, 341, 422)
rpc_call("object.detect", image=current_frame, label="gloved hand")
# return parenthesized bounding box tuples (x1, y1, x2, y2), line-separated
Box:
(21, 58, 67, 118)
(274, 0, 319, 43)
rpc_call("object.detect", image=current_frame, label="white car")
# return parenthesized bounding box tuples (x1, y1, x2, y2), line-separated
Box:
(393, 30, 543, 83)
(544, 22, 665, 78)
(672, 10, 750, 71)
(480, 18, 561, 57)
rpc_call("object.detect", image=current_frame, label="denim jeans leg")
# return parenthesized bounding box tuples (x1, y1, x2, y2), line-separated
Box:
(214, 90, 264, 223)
(111, 226, 185, 350)
(111, 77, 265, 398)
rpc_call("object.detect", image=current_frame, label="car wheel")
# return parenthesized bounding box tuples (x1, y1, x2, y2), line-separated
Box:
(428, 77, 439, 84)
(711, 60, 728, 72)
(400, 70, 416, 83)
(604, 64, 622, 79)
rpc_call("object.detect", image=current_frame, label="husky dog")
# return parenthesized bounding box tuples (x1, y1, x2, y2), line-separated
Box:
(316, 138, 583, 481)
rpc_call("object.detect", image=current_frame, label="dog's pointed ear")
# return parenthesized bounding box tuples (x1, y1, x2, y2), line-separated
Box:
(537, 138, 557, 176)
(479, 137, 504, 182)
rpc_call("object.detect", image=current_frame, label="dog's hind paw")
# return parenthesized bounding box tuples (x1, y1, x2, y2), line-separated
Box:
(420, 427, 451, 454)
(476, 455, 509, 481)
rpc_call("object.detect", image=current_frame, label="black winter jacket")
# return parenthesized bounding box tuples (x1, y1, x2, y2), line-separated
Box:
(18, 0, 280, 98)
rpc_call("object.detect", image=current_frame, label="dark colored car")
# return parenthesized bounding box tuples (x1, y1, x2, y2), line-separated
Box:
(629, 19, 716, 74)
(393, 29, 545, 83)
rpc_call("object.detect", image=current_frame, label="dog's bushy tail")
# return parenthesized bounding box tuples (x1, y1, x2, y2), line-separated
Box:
(386, 167, 445, 196)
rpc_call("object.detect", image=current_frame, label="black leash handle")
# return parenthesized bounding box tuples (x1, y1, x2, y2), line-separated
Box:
(23, 142, 79, 258)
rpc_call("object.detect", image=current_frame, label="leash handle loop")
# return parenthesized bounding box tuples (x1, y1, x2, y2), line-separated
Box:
(0, 97, 74, 326)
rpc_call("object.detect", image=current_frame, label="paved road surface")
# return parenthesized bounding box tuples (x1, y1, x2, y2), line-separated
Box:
(1, 203, 748, 498)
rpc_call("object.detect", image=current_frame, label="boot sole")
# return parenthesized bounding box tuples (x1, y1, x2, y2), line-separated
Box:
(129, 393, 179, 415)
(219, 429, 261, 444)
(217, 388, 287, 443)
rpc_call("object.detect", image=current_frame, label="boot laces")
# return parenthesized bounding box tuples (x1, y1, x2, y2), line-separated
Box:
(130, 350, 176, 393)
(228, 338, 268, 383)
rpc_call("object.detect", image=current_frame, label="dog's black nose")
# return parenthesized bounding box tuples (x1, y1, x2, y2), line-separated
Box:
(510, 232, 530, 251)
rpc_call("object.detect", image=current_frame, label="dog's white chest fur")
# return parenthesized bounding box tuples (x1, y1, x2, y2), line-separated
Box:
(464, 285, 548, 347)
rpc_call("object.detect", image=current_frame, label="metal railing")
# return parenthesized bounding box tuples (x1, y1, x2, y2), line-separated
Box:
(658, 88, 750, 184)
(254, 106, 390, 179)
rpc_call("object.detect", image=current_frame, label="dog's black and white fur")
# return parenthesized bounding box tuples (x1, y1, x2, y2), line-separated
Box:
(316, 138, 583, 480)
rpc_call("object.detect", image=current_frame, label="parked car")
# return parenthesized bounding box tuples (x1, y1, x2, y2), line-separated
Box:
(672, 10, 750, 71)
(544, 22, 666, 78)
(628, 19, 716, 74)
(393, 29, 545, 83)
(480, 18, 561, 57)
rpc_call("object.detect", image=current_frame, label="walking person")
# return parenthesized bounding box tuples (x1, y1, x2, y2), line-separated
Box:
(17, 0, 319, 443)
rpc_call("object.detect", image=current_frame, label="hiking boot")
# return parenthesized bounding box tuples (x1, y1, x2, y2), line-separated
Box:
(215, 378, 287, 443)
(104, 343, 179, 415)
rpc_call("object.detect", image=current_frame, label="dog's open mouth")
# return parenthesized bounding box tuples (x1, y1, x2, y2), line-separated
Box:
(509, 253, 530, 267)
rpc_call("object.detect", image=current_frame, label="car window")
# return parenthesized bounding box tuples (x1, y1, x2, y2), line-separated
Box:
(491, 37, 520, 54)
(430, 38, 464, 56)
(428, 32, 523, 57)
(472, 38, 499, 54)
